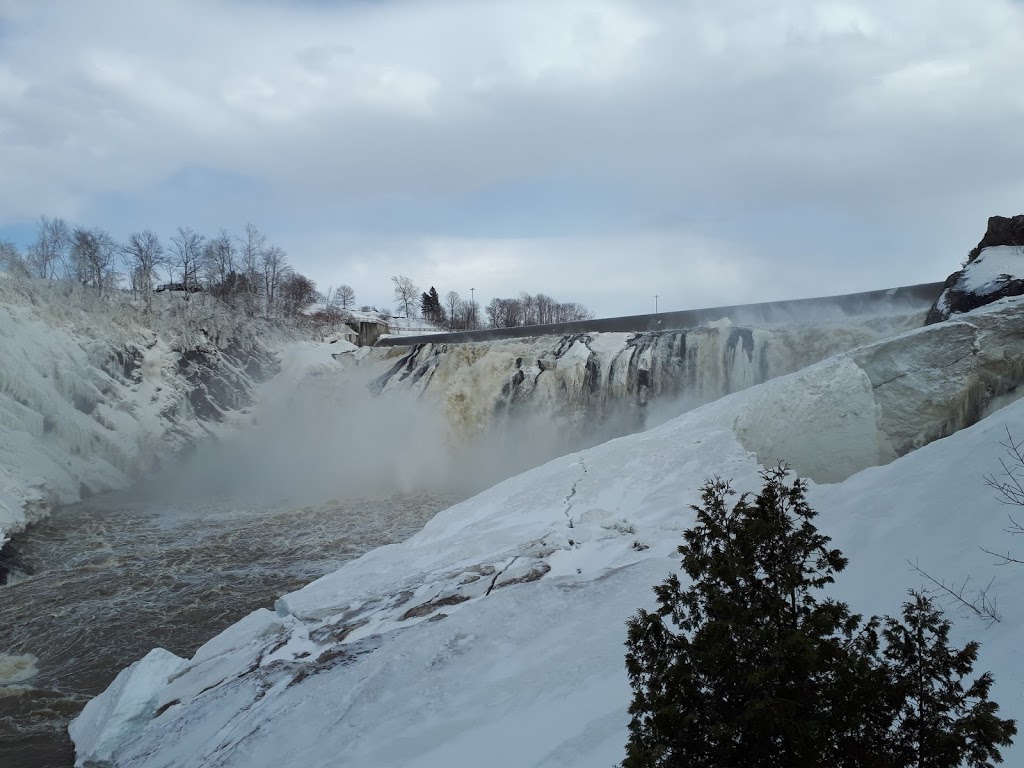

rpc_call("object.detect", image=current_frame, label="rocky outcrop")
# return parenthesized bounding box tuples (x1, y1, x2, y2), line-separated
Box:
(925, 215, 1024, 324)
(0, 277, 285, 542)
(176, 338, 279, 422)
(964, 215, 1024, 265)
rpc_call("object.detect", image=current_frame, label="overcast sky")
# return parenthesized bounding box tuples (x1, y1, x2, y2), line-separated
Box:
(2, 0, 1023, 317)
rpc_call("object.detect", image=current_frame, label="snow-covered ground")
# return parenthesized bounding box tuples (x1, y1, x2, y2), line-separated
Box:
(378, 314, 447, 338)
(71, 296, 1024, 767)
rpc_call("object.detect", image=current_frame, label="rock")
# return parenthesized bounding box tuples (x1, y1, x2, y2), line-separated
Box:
(965, 215, 1024, 265)
(925, 215, 1024, 324)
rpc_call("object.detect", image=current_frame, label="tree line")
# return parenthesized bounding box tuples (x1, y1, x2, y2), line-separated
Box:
(0, 217, 320, 320)
(395, 275, 595, 332)
(0, 218, 597, 333)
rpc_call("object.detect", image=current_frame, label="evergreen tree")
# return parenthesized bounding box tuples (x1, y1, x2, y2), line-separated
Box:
(624, 466, 894, 767)
(883, 592, 1016, 768)
(420, 286, 444, 325)
(623, 467, 1016, 768)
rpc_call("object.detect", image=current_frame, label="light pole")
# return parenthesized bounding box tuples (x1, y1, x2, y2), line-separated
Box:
(655, 294, 659, 313)
(470, 287, 475, 329)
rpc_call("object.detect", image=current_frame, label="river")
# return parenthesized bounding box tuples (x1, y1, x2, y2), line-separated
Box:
(0, 489, 455, 768)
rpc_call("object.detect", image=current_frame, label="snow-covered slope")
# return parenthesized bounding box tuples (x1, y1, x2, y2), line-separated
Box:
(0, 276, 284, 545)
(71, 297, 1024, 767)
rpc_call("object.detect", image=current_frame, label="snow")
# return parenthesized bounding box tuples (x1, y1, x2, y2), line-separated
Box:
(72, 296, 1024, 767)
(962, 245, 1024, 292)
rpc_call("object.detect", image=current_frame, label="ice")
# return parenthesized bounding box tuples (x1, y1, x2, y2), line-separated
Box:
(68, 648, 186, 768)
(358, 312, 925, 447)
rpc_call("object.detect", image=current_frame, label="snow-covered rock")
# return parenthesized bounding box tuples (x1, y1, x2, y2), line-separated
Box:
(926, 245, 1024, 324)
(926, 214, 1024, 324)
(73, 297, 1024, 767)
(0, 277, 283, 545)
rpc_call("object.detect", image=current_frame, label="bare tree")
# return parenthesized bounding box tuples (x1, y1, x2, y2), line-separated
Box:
(71, 227, 118, 297)
(483, 292, 594, 328)
(261, 245, 291, 317)
(391, 274, 418, 318)
(554, 301, 594, 323)
(237, 223, 267, 316)
(536, 293, 557, 325)
(980, 427, 1024, 566)
(123, 230, 164, 313)
(519, 291, 538, 326)
(321, 284, 337, 310)
(170, 227, 206, 293)
(0, 240, 28, 277)
(27, 216, 71, 279)
(907, 559, 1002, 627)
(445, 290, 462, 331)
(336, 284, 356, 310)
(203, 229, 236, 296)
(279, 272, 318, 318)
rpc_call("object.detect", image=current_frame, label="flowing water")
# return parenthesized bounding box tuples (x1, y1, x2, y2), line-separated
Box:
(0, 489, 455, 768)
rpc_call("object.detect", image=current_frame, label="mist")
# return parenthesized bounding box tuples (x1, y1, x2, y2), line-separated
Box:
(140, 299, 933, 512)
(140, 361, 667, 510)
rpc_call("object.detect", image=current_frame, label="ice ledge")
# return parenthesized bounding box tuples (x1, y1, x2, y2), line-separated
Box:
(69, 648, 186, 768)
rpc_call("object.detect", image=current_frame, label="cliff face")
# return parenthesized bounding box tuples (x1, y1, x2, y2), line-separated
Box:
(925, 215, 1024, 324)
(0, 277, 281, 544)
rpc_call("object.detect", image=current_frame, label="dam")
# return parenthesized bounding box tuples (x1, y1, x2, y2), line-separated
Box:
(376, 282, 945, 347)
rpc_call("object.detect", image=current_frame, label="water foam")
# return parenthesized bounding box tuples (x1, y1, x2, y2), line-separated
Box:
(0, 653, 38, 685)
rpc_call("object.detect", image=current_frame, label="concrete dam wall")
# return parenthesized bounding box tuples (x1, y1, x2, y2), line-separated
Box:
(376, 282, 944, 348)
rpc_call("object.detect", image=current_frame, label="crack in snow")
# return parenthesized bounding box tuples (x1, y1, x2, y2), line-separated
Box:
(485, 556, 520, 596)
(562, 458, 588, 527)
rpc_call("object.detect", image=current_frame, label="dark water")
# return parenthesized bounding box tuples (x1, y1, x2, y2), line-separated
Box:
(0, 490, 453, 768)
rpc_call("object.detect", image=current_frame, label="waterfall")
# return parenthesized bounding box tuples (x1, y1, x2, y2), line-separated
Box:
(350, 312, 924, 444)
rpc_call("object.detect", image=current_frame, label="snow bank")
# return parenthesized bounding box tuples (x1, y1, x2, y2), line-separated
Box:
(75, 298, 1024, 767)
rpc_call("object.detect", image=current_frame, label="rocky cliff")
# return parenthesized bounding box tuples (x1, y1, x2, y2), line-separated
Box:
(0, 277, 281, 545)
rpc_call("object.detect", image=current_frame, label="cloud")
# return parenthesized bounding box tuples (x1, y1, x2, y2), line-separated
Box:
(1, 0, 1024, 315)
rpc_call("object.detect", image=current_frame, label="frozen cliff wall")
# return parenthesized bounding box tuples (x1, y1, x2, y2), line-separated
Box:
(0, 276, 281, 545)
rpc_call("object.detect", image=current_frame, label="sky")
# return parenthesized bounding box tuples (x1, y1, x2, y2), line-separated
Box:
(1, 0, 1023, 318)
